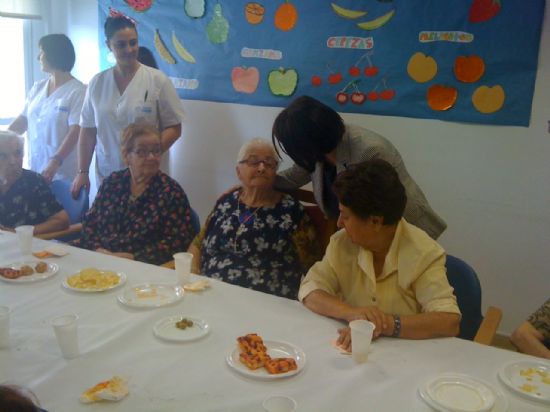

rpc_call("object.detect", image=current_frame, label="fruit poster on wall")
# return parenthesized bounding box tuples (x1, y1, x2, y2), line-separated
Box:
(98, 0, 545, 126)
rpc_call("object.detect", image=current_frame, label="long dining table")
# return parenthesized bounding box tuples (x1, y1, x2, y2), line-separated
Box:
(0, 230, 548, 412)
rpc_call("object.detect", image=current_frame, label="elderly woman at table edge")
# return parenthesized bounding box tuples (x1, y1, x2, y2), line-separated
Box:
(0, 131, 69, 235)
(511, 298, 550, 359)
(272, 95, 446, 240)
(71, 12, 183, 198)
(77, 124, 196, 265)
(9, 33, 85, 184)
(188, 138, 320, 299)
(298, 159, 460, 349)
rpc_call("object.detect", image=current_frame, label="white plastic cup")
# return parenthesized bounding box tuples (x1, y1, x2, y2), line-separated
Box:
(15, 225, 34, 255)
(0, 306, 10, 349)
(173, 252, 193, 286)
(350, 319, 375, 363)
(262, 395, 297, 412)
(50, 314, 79, 359)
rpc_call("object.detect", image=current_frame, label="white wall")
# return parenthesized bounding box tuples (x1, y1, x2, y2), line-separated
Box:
(58, 1, 549, 334)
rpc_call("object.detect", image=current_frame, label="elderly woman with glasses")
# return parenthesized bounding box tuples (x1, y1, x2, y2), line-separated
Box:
(0, 131, 69, 235)
(78, 124, 196, 265)
(188, 138, 319, 299)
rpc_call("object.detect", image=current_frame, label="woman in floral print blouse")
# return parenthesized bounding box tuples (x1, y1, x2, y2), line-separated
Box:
(78, 124, 196, 265)
(189, 138, 320, 299)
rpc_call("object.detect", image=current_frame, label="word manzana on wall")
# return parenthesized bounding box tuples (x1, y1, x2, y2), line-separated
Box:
(98, 0, 545, 126)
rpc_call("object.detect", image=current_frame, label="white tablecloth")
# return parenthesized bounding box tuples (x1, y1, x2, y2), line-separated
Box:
(0, 231, 548, 411)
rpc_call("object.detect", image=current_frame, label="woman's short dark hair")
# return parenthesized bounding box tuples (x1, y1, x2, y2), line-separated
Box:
(333, 159, 407, 225)
(138, 46, 158, 69)
(272, 95, 345, 172)
(104, 16, 137, 42)
(39, 34, 75, 72)
(0, 385, 40, 412)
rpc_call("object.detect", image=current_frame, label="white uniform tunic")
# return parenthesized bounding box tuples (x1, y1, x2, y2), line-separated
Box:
(80, 64, 184, 181)
(23, 78, 85, 181)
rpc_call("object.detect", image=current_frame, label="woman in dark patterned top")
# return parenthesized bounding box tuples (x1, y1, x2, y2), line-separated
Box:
(189, 138, 320, 299)
(0, 131, 69, 235)
(511, 298, 550, 359)
(78, 124, 196, 265)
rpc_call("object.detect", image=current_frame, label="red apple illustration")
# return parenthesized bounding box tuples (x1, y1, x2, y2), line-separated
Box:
(336, 92, 348, 104)
(311, 75, 322, 87)
(379, 89, 396, 100)
(231, 66, 260, 94)
(328, 72, 343, 84)
(367, 91, 379, 101)
(364, 66, 379, 77)
(349, 66, 361, 77)
(351, 92, 366, 105)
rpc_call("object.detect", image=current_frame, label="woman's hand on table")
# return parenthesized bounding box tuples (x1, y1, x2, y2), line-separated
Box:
(336, 326, 352, 352)
(96, 248, 135, 260)
(0, 224, 15, 233)
(346, 306, 393, 338)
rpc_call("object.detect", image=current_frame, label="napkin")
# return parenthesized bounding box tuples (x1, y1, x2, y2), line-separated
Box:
(80, 376, 129, 403)
(183, 279, 211, 292)
(331, 339, 352, 355)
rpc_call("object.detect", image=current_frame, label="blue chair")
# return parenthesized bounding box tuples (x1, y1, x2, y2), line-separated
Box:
(445, 255, 502, 344)
(50, 179, 89, 224)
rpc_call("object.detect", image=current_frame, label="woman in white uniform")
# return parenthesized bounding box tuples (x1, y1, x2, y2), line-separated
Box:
(9, 34, 85, 183)
(71, 14, 184, 197)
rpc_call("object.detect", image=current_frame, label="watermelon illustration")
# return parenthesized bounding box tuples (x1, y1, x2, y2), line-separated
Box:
(124, 0, 153, 12)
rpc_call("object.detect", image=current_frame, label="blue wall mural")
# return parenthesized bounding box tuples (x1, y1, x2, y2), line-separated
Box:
(98, 1, 545, 127)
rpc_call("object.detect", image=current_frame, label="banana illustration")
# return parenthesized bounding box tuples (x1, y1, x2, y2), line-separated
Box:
(154, 29, 176, 64)
(357, 9, 395, 30)
(331, 3, 367, 19)
(171, 31, 196, 64)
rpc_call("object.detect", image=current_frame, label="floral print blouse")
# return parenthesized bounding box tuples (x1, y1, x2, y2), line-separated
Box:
(528, 298, 550, 348)
(0, 169, 63, 228)
(79, 169, 196, 265)
(194, 190, 320, 299)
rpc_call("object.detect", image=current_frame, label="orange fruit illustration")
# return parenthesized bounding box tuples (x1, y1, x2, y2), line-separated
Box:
(454, 55, 485, 83)
(274, 0, 298, 32)
(245, 2, 265, 25)
(427, 85, 458, 111)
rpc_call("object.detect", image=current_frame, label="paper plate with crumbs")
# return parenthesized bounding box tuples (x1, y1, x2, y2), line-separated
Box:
(418, 373, 508, 412)
(153, 316, 209, 342)
(117, 283, 184, 308)
(498, 360, 550, 404)
(0, 261, 58, 283)
(62, 268, 126, 292)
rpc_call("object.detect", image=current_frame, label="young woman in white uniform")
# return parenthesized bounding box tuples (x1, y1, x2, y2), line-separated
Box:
(9, 34, 85, 183)
(71, 14, 184, 197)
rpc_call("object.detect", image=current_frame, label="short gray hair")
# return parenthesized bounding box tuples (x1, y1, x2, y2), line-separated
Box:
(0, 130, 24, 149)
(237, 138, 278, 163)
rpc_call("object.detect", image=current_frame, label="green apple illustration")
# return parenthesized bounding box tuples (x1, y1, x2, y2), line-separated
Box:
(268, 67, 298, 97)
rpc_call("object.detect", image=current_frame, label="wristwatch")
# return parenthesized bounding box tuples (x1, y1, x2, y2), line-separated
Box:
(392, 315, 401, 338)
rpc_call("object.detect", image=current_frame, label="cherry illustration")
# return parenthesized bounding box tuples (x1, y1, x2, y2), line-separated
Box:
(351, 92, 366, 105)
(336, 92, 348, 104)
(379, 77, 395, 100)
(367, 91, 379, 101)
(349, 66, 361, 77)
(311, 75, 322, 87)
(328, 72, 343, 84)
(364, 66, 379, 77)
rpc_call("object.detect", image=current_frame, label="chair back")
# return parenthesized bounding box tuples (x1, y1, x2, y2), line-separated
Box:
(445, 255, 483, 340)
(50, 179, 89, 224)
(189, 207, 201, 234)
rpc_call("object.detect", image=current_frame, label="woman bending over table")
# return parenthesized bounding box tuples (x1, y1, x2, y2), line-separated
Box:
(78, 124, 196, 265)
(71, 12, 184, 197)
(298, 159, 460, 349)
(188, 138, 320, 299)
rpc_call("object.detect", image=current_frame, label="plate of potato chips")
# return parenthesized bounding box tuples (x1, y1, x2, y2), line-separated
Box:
(63, 267, 126, 292)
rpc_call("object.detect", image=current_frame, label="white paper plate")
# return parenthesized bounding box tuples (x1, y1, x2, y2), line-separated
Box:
(153, 316, 209, 342)
(0, 261, 59, 283)
(226, 340, 306, 380)
(498, 360, 550, 404)
(419, 373, 508, 412)
(117, 283, 184, 308)
(62, 271, 126, 293)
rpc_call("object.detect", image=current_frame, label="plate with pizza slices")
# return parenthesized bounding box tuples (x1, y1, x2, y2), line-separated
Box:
(0, 261, 58, 283)
(226, 333, 306, 380)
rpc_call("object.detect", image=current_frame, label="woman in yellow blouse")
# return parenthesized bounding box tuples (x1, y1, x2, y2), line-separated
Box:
(298, 159, 460, 349)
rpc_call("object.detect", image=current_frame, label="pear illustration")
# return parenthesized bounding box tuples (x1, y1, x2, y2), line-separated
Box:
(207, 4, 229, 44)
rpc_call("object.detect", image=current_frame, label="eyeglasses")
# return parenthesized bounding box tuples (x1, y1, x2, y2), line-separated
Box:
(130, 147, 162, 158)
(238, 157, 279, 170)
(0, 149, 24, 161)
